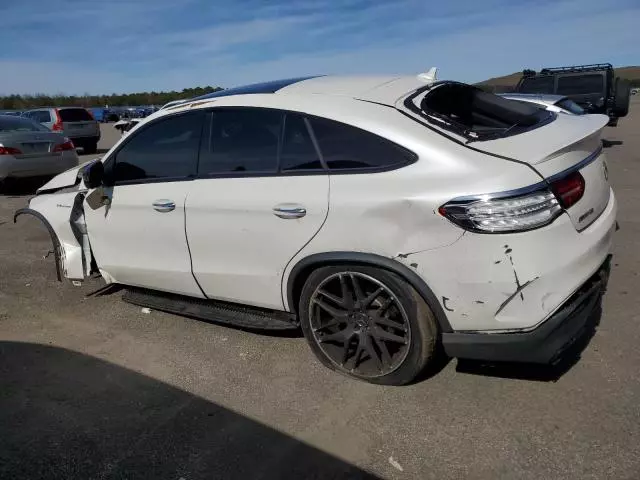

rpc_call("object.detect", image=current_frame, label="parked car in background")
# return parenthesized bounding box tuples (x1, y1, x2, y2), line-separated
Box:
(515, 64, 630, 126)
(16, 74, 616, 385)
(22, 107, 101, 154)
(0, 115, 78, 187)
(499, 93, 586, 115)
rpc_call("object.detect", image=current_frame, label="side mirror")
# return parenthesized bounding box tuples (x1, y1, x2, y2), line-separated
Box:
(82, 161, 104, 189)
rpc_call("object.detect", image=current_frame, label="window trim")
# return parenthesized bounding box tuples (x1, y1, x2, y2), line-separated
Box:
(104, 110, 205, 186)
(104, 106, 418, 186)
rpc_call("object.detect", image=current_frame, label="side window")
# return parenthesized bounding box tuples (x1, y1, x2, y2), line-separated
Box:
(113, 112, 202, 183)
(308, 117, 415, 170)
(280, 113, 322, 171)
(39, 111, 52, 123)
(198, 109, 281, 175)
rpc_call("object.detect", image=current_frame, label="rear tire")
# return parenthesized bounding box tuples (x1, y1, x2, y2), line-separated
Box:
(613, 78, 630, 118)
(299, 265, 438, 385)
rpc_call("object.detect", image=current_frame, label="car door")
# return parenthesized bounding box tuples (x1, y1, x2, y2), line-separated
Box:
(186, 108, 329, 310)
(83, 110, 205, 297)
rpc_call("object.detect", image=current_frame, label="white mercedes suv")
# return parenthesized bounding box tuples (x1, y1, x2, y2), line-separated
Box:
(15, 73, 616, 385)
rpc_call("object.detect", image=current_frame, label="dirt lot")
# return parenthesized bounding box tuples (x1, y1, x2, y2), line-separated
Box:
(1, 107, 639, 480)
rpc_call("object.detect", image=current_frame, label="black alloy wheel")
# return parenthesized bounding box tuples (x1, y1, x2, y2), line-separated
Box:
(300, 265, 438, 384)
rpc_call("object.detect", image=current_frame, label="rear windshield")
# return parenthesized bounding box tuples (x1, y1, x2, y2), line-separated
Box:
(59, 108, 93, 122)
(0, 116, 49, 132)
(518, 76, 555, 94)
(557, 74, 603, 95)
(555, 98, 585, 115)
(414, 82, 554, 141)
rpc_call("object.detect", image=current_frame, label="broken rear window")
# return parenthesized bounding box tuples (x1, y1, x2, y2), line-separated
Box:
(408, 82, 555, 142)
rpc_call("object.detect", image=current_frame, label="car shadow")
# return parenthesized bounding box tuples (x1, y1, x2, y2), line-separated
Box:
(454, 300, 603, 382)
(0, 341, 379, 480)
(602, 139, 623, 148)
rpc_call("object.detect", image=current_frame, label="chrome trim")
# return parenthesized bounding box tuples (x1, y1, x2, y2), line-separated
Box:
(273, 205, 307, 219)
(444, 181, 549, 205)
(152, 199, 176, 212)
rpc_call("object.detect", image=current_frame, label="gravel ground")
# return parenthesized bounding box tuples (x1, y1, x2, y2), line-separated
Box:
(0, 105, 639, 480)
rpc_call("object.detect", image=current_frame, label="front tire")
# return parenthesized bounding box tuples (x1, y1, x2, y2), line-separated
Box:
(299, 265, 438, 385)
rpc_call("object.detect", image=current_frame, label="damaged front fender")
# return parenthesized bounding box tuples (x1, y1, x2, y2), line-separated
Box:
(14, 190, 92, 283)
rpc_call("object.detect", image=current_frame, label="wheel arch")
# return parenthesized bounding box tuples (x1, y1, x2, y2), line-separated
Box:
(286, 252, 453, 333)
(14, 208, 63, 281)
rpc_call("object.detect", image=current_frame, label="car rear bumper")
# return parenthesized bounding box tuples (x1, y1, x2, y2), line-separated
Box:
(441, 255, 611, 363)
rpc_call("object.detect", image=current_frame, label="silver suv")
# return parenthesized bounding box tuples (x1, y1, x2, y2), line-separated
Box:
(22, 107, 101, 154)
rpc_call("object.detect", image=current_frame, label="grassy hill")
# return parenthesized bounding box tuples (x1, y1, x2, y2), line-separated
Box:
(479, 66, 640, 92)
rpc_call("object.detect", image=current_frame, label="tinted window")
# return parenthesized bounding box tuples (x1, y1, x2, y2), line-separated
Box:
(59, 108, 93, 122)
(557, 74, 604, 95)
(199, 109, 281, 175)
(518, 76, 555, 94)
(113, 112, 202, 182)
(280, 114, 322, 171)
(0, 116, 48, 132)
(309, 117, 414, 170)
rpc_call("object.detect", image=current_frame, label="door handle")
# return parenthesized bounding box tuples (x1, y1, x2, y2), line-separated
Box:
(152, 199, 176, 212)
(273, 204, 307, 219)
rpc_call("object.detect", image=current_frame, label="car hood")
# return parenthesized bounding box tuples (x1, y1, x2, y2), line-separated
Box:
(36, 158, 99, 193)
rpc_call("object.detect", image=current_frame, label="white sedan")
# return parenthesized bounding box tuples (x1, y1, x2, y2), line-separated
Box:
(15, 73, 616, 385)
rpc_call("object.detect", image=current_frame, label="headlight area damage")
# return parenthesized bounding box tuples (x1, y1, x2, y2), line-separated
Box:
(14, 190, 94, 283)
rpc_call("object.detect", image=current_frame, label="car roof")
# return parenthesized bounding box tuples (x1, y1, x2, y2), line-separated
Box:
(24, 106, 89, 111)
(166, 74, 428, 115)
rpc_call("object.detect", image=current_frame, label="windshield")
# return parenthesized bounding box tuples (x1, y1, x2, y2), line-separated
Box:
(518, 76, 555, 94)
(0, 116, 49, 132)
(555, 98, 585, 115)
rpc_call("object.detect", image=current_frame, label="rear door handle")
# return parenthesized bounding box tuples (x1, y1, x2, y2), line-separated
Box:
(273, 204, 307, 219)
(152, 199, 176, 212)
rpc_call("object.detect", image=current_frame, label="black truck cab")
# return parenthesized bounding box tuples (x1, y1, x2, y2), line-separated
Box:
(516, 64, 630, 126)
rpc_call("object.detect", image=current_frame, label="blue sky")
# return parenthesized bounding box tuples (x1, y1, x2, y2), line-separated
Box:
(1, 0, 638, 94)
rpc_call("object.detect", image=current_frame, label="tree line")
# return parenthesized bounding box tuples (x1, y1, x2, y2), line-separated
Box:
(0, 86, 223, 110)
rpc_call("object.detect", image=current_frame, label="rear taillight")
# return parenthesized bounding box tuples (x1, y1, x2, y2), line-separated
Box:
(52, 109, 63, 131)
(550, 171, 585, 209)
(0, 145, 22, 155)
(439, 187, 562, 233)
(53, 138, 75, 152)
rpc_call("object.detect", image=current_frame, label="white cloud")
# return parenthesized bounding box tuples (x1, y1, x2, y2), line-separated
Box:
(0, 0, 637, 94)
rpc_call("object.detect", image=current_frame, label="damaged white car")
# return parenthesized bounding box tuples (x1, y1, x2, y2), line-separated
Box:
(15, 72, 616, 385)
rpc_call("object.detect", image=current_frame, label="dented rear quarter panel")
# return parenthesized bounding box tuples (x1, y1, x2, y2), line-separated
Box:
(396, 190, 616, 331)
(282, 129, 547, 315)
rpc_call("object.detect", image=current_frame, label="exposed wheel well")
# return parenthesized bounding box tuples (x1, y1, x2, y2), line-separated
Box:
(14, 208, 63, 281)
(286, 252, 453, 333)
